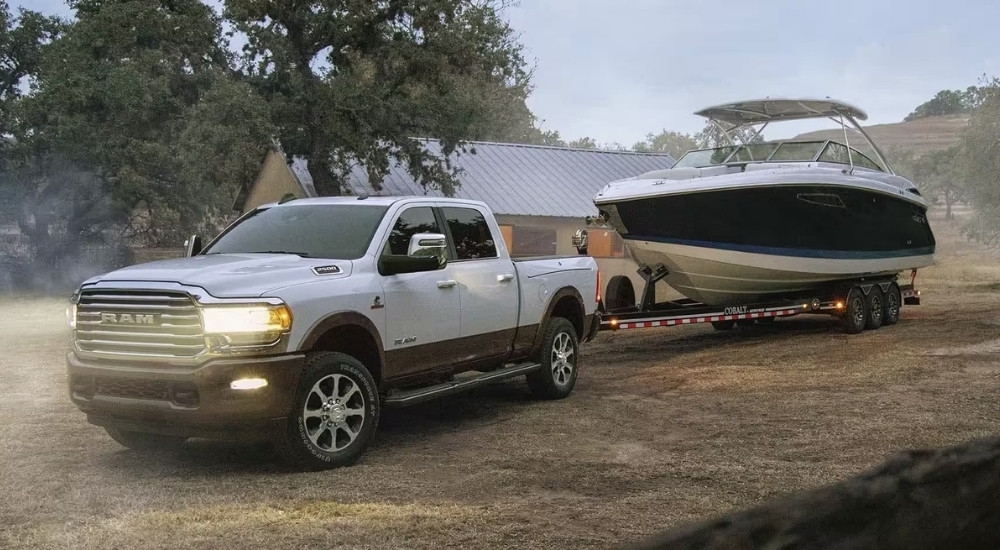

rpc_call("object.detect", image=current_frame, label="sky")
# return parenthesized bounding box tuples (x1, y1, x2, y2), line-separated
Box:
(16, 0, 1000, 145)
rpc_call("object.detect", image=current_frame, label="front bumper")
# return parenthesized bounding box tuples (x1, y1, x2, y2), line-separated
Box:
(67, 352, 305, 441)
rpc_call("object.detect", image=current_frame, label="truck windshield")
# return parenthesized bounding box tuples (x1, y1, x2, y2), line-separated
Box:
(203, 204, 389, 259)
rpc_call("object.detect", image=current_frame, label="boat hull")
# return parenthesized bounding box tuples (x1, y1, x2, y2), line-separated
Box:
(599, 183, 936, 305)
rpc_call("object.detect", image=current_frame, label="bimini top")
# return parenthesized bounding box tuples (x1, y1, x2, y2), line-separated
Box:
(695, 98, 868, 125)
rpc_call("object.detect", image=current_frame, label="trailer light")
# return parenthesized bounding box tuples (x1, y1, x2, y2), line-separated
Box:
(230, 378, 268, 390)
(610, 319, 618, 327)
(835, 301, 844, 310)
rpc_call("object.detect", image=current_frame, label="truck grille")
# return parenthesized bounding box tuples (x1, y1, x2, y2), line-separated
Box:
(74, 290, 206, 358)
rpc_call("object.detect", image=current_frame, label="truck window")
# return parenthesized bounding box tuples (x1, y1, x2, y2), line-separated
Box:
(383, 207, 441, 256)
(443, 207, 498, 260)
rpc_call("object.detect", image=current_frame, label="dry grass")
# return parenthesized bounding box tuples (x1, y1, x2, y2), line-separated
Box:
(795, 114, 969, 157)
(2, 210, 999, 549)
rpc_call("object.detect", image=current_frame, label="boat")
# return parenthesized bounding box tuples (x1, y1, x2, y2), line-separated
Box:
(592, 98, 936, 306)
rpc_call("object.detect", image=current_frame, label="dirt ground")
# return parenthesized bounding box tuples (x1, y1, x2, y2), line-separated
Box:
(2, 211, 999, 549)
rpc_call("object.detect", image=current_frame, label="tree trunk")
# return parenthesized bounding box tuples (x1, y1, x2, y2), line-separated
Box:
(307, 144, 340, 196)
(945, 191, 954, 220)
(622, 436, 1000, 550)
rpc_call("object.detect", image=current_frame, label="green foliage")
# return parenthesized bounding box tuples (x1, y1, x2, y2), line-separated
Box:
(567, 136, 598, 149)
(903, 77, 1000, 122)
(5, 0, 273, 275)
(693, 121, 762, 148)
(909, 146, 966, 220)
(632, 130, 697, 158)
(961, 86, 1000, 246)
(226, 0, 540, 196)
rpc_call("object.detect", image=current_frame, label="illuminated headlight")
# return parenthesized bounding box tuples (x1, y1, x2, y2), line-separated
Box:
(201, 304, 292, 346)
(66, 303, 77, 329)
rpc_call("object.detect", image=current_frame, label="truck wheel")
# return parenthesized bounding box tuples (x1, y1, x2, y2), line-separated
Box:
(841, 286, 867, 334)
(604, 275, 635, 311)
(526, 317, 579, 400)
(711, 320, 736, 331)
(883, 283, 902, 325)
(105, 428, 187, 451)
(275, 352, 380, 470)
(865, 286, 884, 330)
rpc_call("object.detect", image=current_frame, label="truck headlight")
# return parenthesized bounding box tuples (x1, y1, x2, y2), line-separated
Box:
(201, 304, 292, 346)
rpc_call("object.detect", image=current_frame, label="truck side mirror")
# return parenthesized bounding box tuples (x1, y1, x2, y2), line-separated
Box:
(408, 232, 448, 267)
(184, 235, 202, 257)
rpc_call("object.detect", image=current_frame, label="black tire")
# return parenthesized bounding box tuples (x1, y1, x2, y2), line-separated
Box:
(275, 352, 380, 470)
(526, 317, 579, 400)
(883, 283, 902, 326)
(865, 286, 884, 330)
(756, 316, 776, 324)
(842, 286, 867, 334)
(711, 320, 736, 331)
(604, 275, 636, 311)
(105, 428, 187, 451)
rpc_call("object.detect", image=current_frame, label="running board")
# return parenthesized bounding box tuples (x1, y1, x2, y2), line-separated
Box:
(383, 362, 542, 407)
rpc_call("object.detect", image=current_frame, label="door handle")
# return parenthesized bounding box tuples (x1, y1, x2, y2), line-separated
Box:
(497, 273, 515, 283)
(437, 280, 458, 289)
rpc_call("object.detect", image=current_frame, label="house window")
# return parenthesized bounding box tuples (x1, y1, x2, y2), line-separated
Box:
(512, 226, 556, 256)
(586, 229, 626, 258)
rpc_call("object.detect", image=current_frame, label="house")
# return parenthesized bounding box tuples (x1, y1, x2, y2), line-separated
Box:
(237, 139, 676, 295)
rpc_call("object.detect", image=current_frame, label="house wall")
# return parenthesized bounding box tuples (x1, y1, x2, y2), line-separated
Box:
(243, 150, 308, 212)
(494, 214, 677, 303)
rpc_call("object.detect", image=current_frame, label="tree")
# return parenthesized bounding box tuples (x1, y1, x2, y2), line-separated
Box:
(632, 130, 697, 158)
(903, 76, 1000, 122)
(961, 84, 1000, 246)
(567, 136, 598, 149)
(910, 146, 966, 220)
(226, 0, 537, 196)
(8, 0, 273, 275)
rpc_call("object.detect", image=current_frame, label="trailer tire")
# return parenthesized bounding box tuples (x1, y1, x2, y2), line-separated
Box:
(526, 317, 579, 400)
(883, 283, 902, 326)
(711, 320, 736, 331)
(865, 286, 884, 330)
(842, 286, 867, 334)
(604, 275, 635, 311)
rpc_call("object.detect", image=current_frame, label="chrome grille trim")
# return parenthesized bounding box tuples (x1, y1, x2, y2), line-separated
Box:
(74, 289, 206, 358)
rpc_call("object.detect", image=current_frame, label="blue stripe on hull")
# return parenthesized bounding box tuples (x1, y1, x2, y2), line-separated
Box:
(624, 235, 936, 260)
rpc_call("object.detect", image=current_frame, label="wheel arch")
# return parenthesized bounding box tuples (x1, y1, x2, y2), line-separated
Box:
(299, 312, 385, 385)
(541, 286, 586, 340)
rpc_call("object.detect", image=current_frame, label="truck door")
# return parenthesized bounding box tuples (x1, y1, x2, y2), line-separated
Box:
(379, 206, 461, 379)
(441, 206, 519, 361)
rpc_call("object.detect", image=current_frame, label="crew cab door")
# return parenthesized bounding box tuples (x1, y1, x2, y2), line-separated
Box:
(440, 206, 519, 361)
(379, 206, 460, 379)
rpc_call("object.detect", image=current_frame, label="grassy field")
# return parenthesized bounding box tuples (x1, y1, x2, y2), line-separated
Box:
(2, 211, 999, 549)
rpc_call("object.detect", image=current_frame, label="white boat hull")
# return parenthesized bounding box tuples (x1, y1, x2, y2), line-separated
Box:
(626, 239, 934, 305)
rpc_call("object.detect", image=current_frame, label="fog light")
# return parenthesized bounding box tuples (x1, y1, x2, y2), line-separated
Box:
(230, 378, 268, 390)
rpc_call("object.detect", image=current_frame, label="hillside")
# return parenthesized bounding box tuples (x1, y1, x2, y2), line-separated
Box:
(794, 114, 969, 159)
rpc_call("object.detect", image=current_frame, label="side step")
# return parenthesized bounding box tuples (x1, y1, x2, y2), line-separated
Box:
(383, 362, 542, 407)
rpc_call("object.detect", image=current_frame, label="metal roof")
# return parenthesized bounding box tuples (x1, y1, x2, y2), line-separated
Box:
(291, 140, 674, 218)
(695, 98, 868, 125)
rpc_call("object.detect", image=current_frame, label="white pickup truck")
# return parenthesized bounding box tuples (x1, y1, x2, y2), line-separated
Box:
(66, 196, 601, 469)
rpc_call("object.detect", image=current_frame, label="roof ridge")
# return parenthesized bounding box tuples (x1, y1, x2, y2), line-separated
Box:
(413, 137, 675, 157)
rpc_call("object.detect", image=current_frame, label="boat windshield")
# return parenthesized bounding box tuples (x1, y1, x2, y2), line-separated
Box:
(671, 140, 884, 171)
(672, 146, 737, 168)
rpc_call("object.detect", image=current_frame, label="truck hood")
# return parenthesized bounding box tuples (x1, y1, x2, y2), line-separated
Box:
(84, 254, 354, 298)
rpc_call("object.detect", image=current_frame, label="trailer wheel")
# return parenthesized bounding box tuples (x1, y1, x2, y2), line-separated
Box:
(865, 287, 884, 330)
(711, 320, 736, 331)
(756, 316, 775, 324)
(883, 283, 902, 326)
(736, 319, 756, 327)
(604, 275, 635, 311)
(842, 286, 867, 334)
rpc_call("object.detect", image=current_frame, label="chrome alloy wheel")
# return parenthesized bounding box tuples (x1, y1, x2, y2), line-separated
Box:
(302, 374, 366, 452)
(550, 331, 576, 386)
